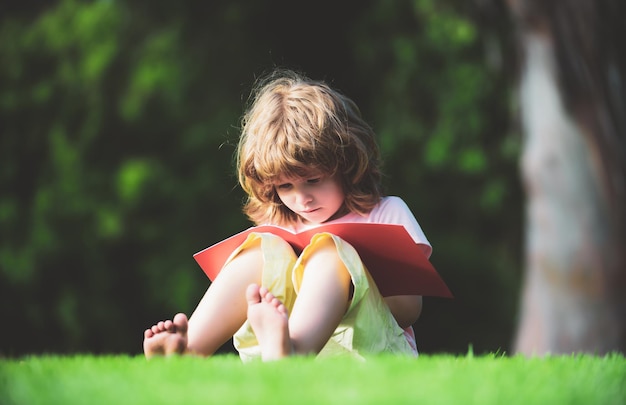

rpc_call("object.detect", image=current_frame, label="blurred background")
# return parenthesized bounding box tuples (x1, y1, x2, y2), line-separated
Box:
(1, 0, 525, 356)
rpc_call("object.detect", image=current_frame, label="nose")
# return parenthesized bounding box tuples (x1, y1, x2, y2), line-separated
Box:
(295, 190, 312, 206)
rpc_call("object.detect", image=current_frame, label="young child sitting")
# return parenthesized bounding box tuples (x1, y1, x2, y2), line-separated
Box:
(143, 69, 432, 361)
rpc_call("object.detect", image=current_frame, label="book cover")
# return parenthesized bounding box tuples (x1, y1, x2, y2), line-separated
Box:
(193, 223, 453, 298)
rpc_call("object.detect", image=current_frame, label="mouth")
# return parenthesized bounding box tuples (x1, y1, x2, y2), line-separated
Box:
(301, 208, 320, 214)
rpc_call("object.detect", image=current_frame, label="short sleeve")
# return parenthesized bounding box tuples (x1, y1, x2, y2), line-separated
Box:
(369, 197, 432, 258)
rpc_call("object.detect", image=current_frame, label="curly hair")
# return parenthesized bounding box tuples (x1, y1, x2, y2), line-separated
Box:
(236, 69, 383, 225)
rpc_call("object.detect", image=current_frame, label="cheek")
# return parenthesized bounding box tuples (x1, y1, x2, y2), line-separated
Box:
(275, 191, 292, 206)
(329, 191, 345, 207)
(332, 183, 346, 201)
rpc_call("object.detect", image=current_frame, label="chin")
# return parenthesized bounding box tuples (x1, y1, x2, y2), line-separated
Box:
(305, 216, 328, 224)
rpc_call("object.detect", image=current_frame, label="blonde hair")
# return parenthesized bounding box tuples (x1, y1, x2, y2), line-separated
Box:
(237, 70, 382, 225)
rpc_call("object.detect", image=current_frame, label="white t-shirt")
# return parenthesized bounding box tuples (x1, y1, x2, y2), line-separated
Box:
(282, 196, 432, 258)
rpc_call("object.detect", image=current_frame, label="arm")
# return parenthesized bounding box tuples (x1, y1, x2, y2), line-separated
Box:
(371, 196, 432, 257)
(384, 295, 423, 328)
(373, 197, 429, 327)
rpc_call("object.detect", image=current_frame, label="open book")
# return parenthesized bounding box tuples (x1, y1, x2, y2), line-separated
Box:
(193, 223, 453, 298)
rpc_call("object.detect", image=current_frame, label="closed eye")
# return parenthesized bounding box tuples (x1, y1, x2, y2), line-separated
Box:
(276, 183, 292, 190)
(307, 178, 321, 184)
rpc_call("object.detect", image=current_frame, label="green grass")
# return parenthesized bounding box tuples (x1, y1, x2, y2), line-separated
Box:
(1, 353, 625, 405)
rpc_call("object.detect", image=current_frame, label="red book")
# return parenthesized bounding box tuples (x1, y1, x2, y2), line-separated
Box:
(193, 223, 453, 298)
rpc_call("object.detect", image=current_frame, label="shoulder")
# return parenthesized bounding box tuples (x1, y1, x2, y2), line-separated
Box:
(372, 196, 432, 257)
(376, 196, 410, 210)
(370, 196, 413, 219)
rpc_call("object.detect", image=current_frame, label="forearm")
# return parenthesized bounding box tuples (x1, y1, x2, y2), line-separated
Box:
(384, 295, 423, 329)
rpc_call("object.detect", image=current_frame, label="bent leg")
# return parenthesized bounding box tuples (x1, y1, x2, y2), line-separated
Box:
(243, 233, 416, 360)
(246, 284, 292, 361)
(288, 235, 352, 355)
(293, 233, 417, 358)
(185, 238, 264, 355)
(233, 234, 299, 361)
(142, 235, 266, 358)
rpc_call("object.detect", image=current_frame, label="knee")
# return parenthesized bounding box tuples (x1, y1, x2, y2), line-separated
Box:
(303, 238, 351, 285)
(303, 236, 344, 271)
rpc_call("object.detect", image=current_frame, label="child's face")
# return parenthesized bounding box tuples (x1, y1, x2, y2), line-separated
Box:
(273, 171, 345, 224)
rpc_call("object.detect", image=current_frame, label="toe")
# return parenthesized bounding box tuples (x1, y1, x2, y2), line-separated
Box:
(173, 313, 188, 334)
(163, 320, 174, 332)
(246, 284, 262, 305)
(277, 303, 288, 317)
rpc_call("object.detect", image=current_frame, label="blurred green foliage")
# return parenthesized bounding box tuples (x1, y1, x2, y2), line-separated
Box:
(0, 0, 522, 356)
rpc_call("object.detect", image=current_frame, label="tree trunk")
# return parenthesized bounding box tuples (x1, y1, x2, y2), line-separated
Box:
(509, 0, 626, 355)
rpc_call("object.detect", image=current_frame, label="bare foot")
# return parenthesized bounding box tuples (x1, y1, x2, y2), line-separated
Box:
(246, 284, 292, 361)
(143, 313, 189, 358)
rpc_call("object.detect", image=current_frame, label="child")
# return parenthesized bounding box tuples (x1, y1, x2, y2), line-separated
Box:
(143, 69, 432, 361)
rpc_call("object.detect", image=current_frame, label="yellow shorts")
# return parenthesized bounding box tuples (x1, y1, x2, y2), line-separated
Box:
(226, 232, 417, 362)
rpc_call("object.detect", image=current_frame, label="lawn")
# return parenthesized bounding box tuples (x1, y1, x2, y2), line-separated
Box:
(2, 353, 624, 405)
